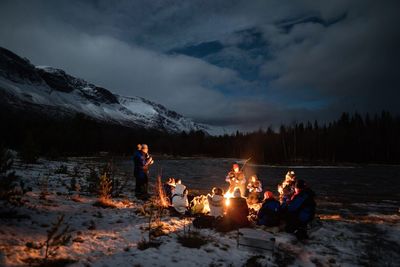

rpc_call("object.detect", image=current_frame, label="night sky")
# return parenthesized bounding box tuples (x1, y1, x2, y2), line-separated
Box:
(1, 0, 399, 130)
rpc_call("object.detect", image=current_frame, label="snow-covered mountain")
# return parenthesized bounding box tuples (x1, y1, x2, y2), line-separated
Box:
(0, 47, 218, 134)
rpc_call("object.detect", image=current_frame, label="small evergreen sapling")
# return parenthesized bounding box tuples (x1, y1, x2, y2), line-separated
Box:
(43, 214, 72, 260)
(0, 146, 24, 205)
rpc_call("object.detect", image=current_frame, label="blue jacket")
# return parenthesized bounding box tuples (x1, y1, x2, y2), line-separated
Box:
(133, 150, 147, 179)
(257, 198, 280, 226)
(287, 188, 316, 223)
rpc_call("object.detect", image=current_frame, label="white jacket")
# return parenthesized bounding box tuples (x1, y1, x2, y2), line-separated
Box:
(207, 194, 224, 217)
(172, 184, 188, 214)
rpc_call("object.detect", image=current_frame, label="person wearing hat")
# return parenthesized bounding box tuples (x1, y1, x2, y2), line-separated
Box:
(216, 188, 249, 232)
(225, 163, 246, 197)
(284, 179, 316, 240)
(257, 191, 281, 227)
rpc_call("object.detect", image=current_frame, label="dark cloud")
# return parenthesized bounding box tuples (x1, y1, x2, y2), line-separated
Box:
(0, 0, 399, 131)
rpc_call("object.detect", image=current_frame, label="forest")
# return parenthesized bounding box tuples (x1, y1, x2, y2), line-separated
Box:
(2, 108, 399, 164)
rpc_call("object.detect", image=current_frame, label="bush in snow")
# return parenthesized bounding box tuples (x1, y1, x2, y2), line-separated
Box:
(23, 214, 74, 266)
(0, 146, 24, 205)
(93, 172, 116, 208)
(43, 214, 72, 260)
(39, 176, 49, 200)
(54, 164, 68, 174)
(98, 173, 112, 200)
(85, 166, 99, 193)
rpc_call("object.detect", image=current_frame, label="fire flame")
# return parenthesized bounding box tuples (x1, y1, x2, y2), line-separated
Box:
(156, 175, 169, 208)
(224, 191, 234, 207)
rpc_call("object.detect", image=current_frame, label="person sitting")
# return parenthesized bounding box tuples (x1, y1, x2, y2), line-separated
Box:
(216, 188, 249, 232)
(278, 170, 296, 201)
(225, 163, 246, 197)
(284, 179, 316, 240)
(257, 191, 280, 227)
(279, 185, 293, 206)
(207, 187, 225, 218)
(171, 179, 189, 214)
(193, 187, 225, 229)
(163, 178, 176, 204)
(247, 175, 263, 204)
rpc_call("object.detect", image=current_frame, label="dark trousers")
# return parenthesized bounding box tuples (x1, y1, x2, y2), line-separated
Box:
(135, 173, 148, 195)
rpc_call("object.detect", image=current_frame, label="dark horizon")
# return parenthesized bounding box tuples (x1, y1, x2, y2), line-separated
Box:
(1, 0, 399, 131)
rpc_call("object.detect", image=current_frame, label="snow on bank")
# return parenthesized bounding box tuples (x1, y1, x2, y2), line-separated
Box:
(1, 157, 399, 267)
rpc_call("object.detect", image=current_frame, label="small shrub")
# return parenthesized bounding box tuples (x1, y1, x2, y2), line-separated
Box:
(0, 146, 24, 205)
(24, 214, 72, 265)
(43, 215, 72, 259)
(137, 239, 161, 250)
(55, 165, 68, 174)
(98, 173, 112, 200)
(177, 232, 209, 249)
(72, 165, 80, 177)
(39, 176, 49, 200)
(85, 167, 99, 193)
(93, 198, 117, 209)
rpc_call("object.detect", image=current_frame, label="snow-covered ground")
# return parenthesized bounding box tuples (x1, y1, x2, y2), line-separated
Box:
(1, 157, 399, 267)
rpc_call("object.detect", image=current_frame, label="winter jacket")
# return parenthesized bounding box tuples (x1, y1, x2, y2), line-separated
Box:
(287, 188, 316, 223)
(225, 197, 249, 227)
(172, 184, 189, 214)
(207, 194, 224, 217)
(257, 198, 281, 227)
(247, 180, 262, 193)
(163, 183, 175, 203)
(133, 151, 147, 179)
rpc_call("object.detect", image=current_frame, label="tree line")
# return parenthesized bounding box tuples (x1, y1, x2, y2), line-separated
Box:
(1, 107, 399, 164)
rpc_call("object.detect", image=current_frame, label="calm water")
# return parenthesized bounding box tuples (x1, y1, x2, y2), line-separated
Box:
(116, 156, 400, 215)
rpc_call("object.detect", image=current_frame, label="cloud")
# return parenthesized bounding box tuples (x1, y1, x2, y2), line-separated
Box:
(0, 0, 399, 131)
(259, 0, 400, 114)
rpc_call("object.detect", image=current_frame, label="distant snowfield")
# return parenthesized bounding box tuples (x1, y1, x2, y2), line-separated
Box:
(0, 66, 224, 135)
(0, 157, 399, 266)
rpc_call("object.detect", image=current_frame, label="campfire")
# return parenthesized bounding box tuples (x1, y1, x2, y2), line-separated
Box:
(223, 191, 234, 207)
(195, 187, 261, 213)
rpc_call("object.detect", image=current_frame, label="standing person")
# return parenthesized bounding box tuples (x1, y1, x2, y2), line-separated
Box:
(133, 144, 142, 180)
(257, 191, 280, 227)
(133, 144, 154, 199)
(247, 175, 263, 204)
(193, 187, 225, 229)
(225, 163, 246, 197)
(284, 179, 316, 240)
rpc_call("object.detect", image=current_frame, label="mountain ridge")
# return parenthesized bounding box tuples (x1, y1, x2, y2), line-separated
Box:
(0, 47, 219, 135)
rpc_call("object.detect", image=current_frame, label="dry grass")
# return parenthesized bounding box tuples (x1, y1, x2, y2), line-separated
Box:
(137, 239, 162, 250)
(93, 197, 117, 208)
(177, 232, 209, 249)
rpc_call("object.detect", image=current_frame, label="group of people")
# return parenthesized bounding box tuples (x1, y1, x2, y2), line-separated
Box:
(133, 147, 316, 239)
(221, 168, 316, 238)
(258, 171, 316, 239)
